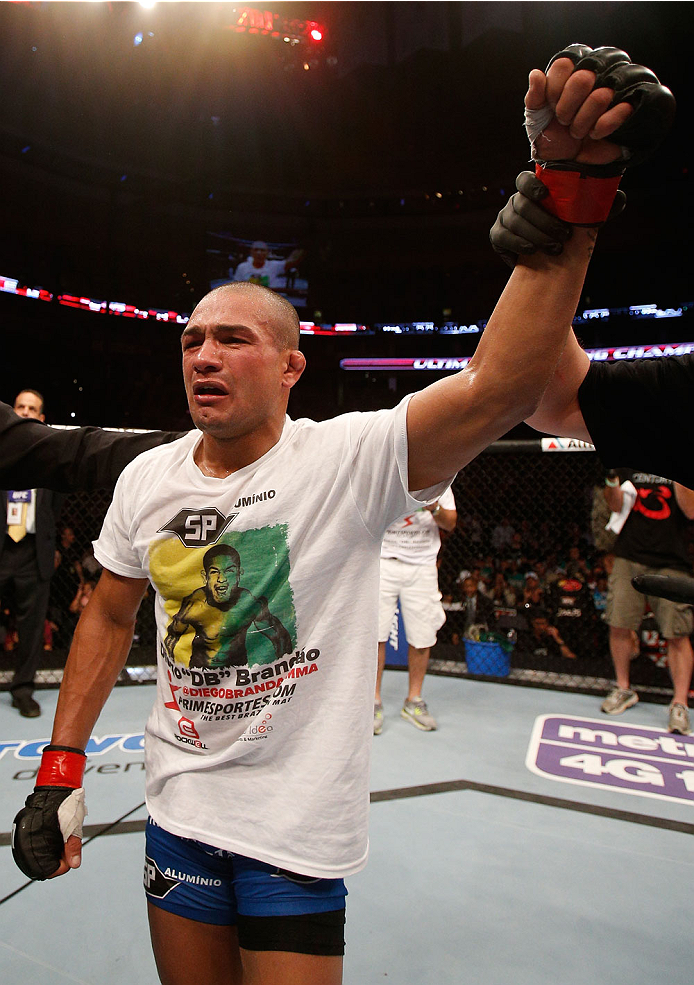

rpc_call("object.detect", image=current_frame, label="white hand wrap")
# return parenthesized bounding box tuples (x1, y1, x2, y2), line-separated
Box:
(57, 787, 87, 842)
(524, 102, 630, 163)
(524, 103, 555, 156)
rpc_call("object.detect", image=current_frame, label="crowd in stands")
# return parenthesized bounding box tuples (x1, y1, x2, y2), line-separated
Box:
(2, 490, 691, 681)
(436, 507, 670, 671)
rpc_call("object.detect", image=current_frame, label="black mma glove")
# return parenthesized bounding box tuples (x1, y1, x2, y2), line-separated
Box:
(490, 172, 573, 268)
(12, 744, 87, 880)
(528, 43, 675, 225)
(490, 171, 627, 268)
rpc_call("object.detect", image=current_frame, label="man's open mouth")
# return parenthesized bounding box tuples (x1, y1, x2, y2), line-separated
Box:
(193, 382, 228, 397)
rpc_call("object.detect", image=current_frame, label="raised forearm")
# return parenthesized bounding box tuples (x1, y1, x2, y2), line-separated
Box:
(470, 227, 597, 423)
(406, 228, 597, 490)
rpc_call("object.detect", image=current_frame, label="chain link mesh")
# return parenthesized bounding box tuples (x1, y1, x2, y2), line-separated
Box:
(1, 444, 688, 701)
(430, 445, 690, 702)
(0, 486, 158, 688)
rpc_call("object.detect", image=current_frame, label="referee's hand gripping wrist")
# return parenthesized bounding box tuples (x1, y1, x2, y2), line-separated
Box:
(12, 745, 88, 880)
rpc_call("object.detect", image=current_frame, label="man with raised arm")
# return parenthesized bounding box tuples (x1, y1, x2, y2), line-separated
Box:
(13, 46, 672, 985)
(490, 46, 691, 733)
(491, 46, 685, 484)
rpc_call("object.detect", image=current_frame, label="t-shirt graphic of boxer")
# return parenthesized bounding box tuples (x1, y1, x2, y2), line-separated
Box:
(163, 542, 292, 668)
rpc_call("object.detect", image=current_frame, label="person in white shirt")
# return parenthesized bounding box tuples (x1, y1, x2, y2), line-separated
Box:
(232, 241, 305, 291)
(13, 52, 642, 985)
(374, 489, 456, 733)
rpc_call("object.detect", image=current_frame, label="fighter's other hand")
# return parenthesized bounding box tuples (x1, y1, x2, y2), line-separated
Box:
(490, 171, 626, 267)
(12, 745, 87, 880)
(527, 43, 675, 172)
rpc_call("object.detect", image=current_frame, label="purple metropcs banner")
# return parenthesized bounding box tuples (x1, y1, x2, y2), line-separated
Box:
(526, 714, 694, 806)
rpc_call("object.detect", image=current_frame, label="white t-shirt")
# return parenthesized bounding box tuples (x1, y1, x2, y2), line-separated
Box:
(232, 258, 288, 289)
(94, 397, 449, 878)
(380, 486, 456, 566)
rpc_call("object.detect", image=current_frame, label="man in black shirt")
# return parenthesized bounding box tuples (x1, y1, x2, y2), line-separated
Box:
(522, 340, 694, 729)
(510, 252, 694, 732)
(486, 50, 693, 728)
(0, 400, 181, 493)
(598, 472, 694, 733)
(544, 574, 598, 662)
(1, 391, 65, 717)
(499, 189, 694, 729)
(517, 610, 577, 665)
(526, 338, 694, 491)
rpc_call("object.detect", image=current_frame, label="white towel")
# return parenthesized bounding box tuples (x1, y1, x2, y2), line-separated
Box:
(605, 480, 637, 535)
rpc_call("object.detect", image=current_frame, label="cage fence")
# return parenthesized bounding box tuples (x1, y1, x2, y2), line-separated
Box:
(0, 485, 159, 689)
(1, 441, 690, 702)
(428, 441, 693, 703)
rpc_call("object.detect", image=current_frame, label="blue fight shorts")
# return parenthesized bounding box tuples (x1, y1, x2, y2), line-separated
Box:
(144, 819, 347, 954)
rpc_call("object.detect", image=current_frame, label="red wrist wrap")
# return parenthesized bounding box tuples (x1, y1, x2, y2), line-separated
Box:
(535, 164, 622, 225)
(37, 748, 86, 788)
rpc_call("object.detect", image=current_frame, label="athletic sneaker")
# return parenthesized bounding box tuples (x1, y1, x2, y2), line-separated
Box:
(601, 687, 639, 715)
(401, 698, 437, 731)
(373, 702, 384, 736)
(668, 703, 692, 735)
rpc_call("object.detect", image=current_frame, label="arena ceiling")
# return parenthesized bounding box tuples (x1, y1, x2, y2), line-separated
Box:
(0, 2, 688, 201)
(0, 2, 689, 330)
(0, 2, 691, 427)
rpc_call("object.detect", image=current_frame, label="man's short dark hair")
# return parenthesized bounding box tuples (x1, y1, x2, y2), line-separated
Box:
(205, 281, 301, 351)
(203, 544, 241, 573)
(15, 388, 45, 413)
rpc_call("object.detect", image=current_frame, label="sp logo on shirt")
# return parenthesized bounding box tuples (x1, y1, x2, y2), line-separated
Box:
(158, 508, 239, 548)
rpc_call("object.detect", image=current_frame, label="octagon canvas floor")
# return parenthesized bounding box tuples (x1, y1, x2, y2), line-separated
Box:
(1, 671, 692, 985)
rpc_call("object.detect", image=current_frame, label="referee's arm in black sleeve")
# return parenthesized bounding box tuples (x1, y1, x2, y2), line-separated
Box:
(0, 401, 184, 492)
